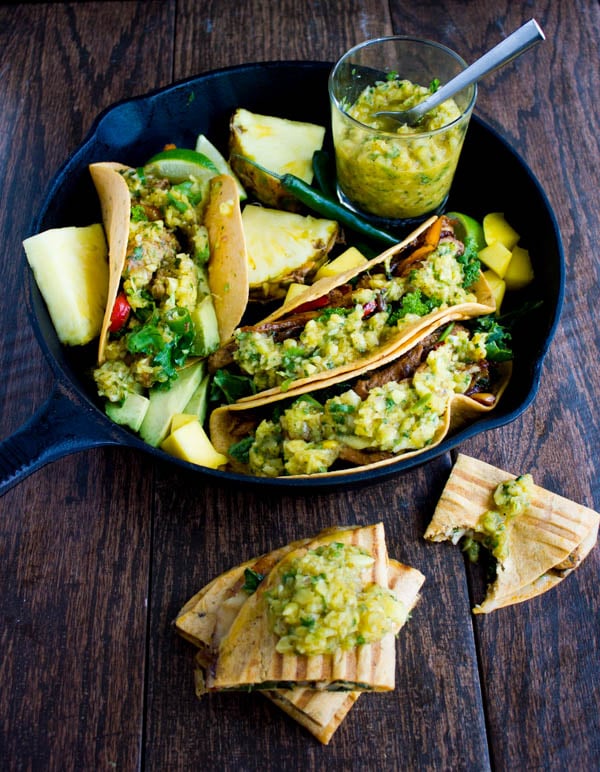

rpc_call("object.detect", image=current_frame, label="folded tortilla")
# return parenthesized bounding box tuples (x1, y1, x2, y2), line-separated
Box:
(424, 454, 600, 612)
(176, 524, 424, 743)
(89, 163, 247, 363)
(210, 214, 496, 405)
(209, 322, 512, 478)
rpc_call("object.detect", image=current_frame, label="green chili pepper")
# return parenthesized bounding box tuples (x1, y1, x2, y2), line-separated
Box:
(312, 149, 337, 199)
(231, 154, 398, 247)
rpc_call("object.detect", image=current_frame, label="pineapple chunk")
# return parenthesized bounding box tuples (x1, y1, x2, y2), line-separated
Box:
(242, 205, 338, 301)
(284, 282, 312, 306)
(23, 224, 109, 346)
(314, 247, 368, 281)
(478, 241, 512, 279)
(161, 419, 227, 469)
(483, 212, 520, 250)
(229, 108, 325, 210)
(504, 245, 534, 290)
(482, 270, 506, 314)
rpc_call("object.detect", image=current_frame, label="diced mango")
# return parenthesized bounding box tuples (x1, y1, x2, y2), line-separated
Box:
(284, 282, 311, 306)
(478, 241, 513, 278)
(504, 245, 534, 291)
(482, 270, 506, 314)
(483, 212, 520, 250)
(170, 413, 200, 433)
(161, 420, 227, 469)
(314, 247, 368, 281)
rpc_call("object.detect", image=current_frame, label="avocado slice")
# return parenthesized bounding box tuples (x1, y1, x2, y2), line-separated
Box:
(139, 360, 206, 447)
(190, 295, 220, 357)
(183, 375, 211, 424)
(105, 392, 150, 433)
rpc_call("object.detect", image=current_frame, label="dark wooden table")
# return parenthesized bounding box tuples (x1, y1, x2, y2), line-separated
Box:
(1, 2, 599, 769)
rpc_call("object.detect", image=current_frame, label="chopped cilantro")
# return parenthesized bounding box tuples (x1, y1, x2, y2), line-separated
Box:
(470, 315, 513, 361)
(387, 290, 441, 325)
(210, 369, 256, 404)
(242, 567, 265, 593)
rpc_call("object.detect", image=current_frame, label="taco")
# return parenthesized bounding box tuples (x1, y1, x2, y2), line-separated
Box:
(89, 162, 246, 405)
(424, 454, 600, 613)
(208, 214, 496, 404)
(208, 319, 512, 478)
(175, 526, 423, 744)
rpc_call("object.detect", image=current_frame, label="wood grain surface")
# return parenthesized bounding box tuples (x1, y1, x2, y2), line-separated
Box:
(1, 1, 599, 769)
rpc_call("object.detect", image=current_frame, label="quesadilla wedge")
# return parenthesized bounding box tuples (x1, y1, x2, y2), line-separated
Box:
(208, 214, 496, 404)
(205, 523, 404, 692)
(209, 320, 512, 478)
(424, 454, 600, 613)
(176, 524, 424, 743)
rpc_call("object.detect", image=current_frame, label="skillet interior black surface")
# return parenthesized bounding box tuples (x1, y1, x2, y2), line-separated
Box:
(12, 60, 564, 491)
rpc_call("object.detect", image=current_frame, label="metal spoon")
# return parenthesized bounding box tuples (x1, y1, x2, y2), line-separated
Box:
(374, 19, 545, 127)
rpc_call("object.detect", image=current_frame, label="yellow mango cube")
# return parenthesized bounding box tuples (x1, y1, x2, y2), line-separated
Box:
(170, 413, 200, 433)
(483, 212, 520, 250)
(284, 282, 310, 306)
(314, 247, 368, 281)
(482, 270, 506, 314)
(161, 420, 227, 469)
(504, 245, 534, 290)
(478, 242, 513, 278)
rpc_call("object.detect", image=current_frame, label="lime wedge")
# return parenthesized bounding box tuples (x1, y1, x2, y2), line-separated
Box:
(195, 134, 247, 201)
(145, 148, 219, 183)
(446, 211, 486, 252)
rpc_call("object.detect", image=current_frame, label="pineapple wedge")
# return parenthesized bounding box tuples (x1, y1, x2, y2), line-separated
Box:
(229, 108, 325, 210)
(23, 224, 109, 346)
(242, 205, 339, 301)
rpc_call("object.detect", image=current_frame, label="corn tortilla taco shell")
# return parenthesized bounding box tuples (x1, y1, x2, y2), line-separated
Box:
(208, 323, 512, 479)
(89, 162, 131, 363)
(205, 174, 249, 342)
(424, 454, 600, 613)
(218, 215, 496, 404)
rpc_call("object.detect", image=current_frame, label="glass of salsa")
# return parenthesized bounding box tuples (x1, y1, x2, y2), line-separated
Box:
(329, 36, 477, 227)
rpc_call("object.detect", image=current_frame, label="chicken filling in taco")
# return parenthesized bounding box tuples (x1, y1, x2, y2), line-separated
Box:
(94, 168, 210, 401)
(212, 218, 482, 393)
(227, 320, 511, 476)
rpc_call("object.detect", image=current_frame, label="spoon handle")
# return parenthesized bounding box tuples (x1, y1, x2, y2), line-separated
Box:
(418, 19, 545, 116)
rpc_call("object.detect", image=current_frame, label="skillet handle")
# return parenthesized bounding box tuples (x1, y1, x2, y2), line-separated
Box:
(0, 381, 119, 496)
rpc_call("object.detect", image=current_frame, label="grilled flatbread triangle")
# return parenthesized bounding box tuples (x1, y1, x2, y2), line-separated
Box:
(209, 523, 395, 692)
(176, 532, 424, 743)
(424, 454, 599, 612)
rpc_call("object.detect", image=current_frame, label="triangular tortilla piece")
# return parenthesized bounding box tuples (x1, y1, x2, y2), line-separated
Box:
(424, 454, 599, 613)
(205, 174, 248, 343)
(208, 523, 398, 692)
(89, 162, 132, 363)
(183, 554, 424, 744)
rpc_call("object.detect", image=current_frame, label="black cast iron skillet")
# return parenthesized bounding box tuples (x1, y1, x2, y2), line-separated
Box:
(0, 61, 564, 495)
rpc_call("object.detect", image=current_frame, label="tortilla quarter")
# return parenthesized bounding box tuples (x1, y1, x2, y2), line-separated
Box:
(424, 454, 600, 613)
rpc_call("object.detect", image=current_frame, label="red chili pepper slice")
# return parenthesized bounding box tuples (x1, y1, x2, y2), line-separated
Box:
(361, 300, 378, 318)
(109, 292, 131, 332)
(292, 295, 330, 314)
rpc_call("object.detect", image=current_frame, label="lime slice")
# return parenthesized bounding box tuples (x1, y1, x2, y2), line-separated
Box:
(195, 134, 247, 201)
(446, 211, 486, 252)
(144, 148, 219, 183)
